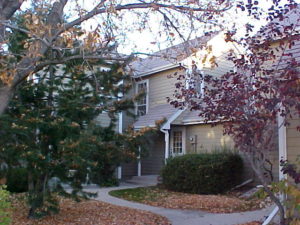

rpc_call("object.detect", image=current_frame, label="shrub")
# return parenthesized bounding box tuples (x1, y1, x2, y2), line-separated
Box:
(89, 166, 119, 187)
(6, 168, 28, 193)
(0, 185, 12, 225)
(161, 152, 243, 194)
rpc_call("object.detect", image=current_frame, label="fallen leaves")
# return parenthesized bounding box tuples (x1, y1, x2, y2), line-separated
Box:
(236, 222, 261, 225)
(110, 186, 264, 213)
(11, 195, 171, 225)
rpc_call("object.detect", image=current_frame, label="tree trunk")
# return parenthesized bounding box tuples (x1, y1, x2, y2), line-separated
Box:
(27, 171, 36, 219)
(27, 171, 49, 219)
(0, 86, 14, 115)
(246, 153, 287, 225)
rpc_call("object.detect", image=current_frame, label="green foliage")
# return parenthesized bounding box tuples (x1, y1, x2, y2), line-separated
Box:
(271, 181, 300, 224)
(109, 187, 163, 202)
(0, 186, 12, 225)
(6, 168, 28, 193)
(0, 58, 137, 217)
(161, 152, 243, 194)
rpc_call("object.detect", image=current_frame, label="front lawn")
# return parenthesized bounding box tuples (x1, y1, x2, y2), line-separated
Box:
(109, 186, 264, 213)
(11, 194, 171, 225)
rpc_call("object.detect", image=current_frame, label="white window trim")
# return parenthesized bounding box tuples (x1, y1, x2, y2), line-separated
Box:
(135, 79, 149, 116)
(170, 126, 186, 156)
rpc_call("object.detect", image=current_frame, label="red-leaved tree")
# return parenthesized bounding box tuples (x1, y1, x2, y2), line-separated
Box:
(170, 1, 300, 224)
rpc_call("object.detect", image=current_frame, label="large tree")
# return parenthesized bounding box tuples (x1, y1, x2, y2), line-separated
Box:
(169, 1, 300, 224)
(0, 54, 144, 217)
(0, 0, 232, 114)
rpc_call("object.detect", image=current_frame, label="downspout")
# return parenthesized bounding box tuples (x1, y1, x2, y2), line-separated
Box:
(117, 111, 123, 179)
(137, 146, 141, 176)
(117, 79, 124, 179)
(262, 110, 287, 225)
(160, 128, 169, 163)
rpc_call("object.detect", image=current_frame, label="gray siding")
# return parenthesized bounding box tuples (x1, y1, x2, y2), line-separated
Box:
(121, 161, 138, 178)
(141, 133, 165, 175)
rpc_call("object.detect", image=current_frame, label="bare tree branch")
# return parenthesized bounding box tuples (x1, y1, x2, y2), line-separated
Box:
(55, 1, 231, 40)
(0, 21, 52, 47)
(0, 0, 24, 42)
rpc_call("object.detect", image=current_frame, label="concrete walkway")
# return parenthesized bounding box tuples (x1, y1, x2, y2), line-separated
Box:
(83, 177, 274, 225)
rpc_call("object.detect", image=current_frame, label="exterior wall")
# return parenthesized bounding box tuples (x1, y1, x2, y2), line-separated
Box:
(121, 161, 138, 178)
(134, 68, 182, 110)
(94, 112, 119, 133)
(181, 123, 279, 183)
(286, 115, 300, 163)
(122, 79, 136, 132)
(185, 124, 233, 153)
(141, 132, 165, 175)
(268, 125, 279, 182)
(148, 68, 181, 108)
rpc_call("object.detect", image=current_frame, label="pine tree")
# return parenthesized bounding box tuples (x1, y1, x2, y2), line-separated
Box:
(0, 56, 139, 218)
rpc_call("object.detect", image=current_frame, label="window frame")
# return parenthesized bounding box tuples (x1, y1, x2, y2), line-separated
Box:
(170, 127, 186, 156)
(185, 68, 205, 97)
(135, 79, 149, 116)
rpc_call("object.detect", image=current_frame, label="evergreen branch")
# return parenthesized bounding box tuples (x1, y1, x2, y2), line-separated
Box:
(34, 54, 131, 72)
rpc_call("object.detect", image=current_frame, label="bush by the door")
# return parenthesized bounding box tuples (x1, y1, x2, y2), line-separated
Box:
(161, 152, 243, 194)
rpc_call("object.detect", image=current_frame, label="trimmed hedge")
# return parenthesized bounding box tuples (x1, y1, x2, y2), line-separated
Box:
(161, 153, 243, 194)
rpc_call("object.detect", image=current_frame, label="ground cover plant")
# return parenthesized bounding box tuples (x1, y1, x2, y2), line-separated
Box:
(109, 186, 265, 213)
(0, 185, 12, 225)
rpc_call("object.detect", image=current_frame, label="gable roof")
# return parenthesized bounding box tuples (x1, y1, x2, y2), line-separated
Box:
(172, 109, 205, 125)
(130, 32, 219, 77)
(133, 104, 179, 129)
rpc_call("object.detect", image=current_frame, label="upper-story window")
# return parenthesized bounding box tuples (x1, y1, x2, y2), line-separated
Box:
(136, 80, 148, 116)
(185, 68, 205, 97)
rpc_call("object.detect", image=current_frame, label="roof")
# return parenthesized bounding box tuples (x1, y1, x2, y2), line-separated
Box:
(172, 108, 206, 125)
(133, 104, 179, 129)
(133, 104, 213, 129)
(130, 32, 219, 77)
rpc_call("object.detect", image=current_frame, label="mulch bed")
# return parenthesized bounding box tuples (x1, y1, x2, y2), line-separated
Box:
(11, 195, 171, 225)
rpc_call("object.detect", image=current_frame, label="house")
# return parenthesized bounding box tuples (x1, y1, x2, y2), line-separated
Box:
(120, 6, 300, 184)
(252, 5, 300, 183)
(118, 32, 274, 181)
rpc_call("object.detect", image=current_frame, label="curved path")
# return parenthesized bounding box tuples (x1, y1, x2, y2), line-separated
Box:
(84, 182, 274, 225)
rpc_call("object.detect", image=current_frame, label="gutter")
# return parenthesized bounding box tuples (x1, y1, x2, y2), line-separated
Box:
(133, 63, 179, 78)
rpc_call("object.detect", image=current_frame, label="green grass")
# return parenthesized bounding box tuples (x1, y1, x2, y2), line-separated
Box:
(109, 186, 170, 203)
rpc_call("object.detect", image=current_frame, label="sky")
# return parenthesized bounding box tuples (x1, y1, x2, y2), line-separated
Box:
(20, 0, 300, 56)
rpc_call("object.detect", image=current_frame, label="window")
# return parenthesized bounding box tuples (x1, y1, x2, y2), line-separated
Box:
(171, 127, 186, 156)
(185, 68, 205, 97)
(136, 80, 148, 116)
(173, 131, 183, 154)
